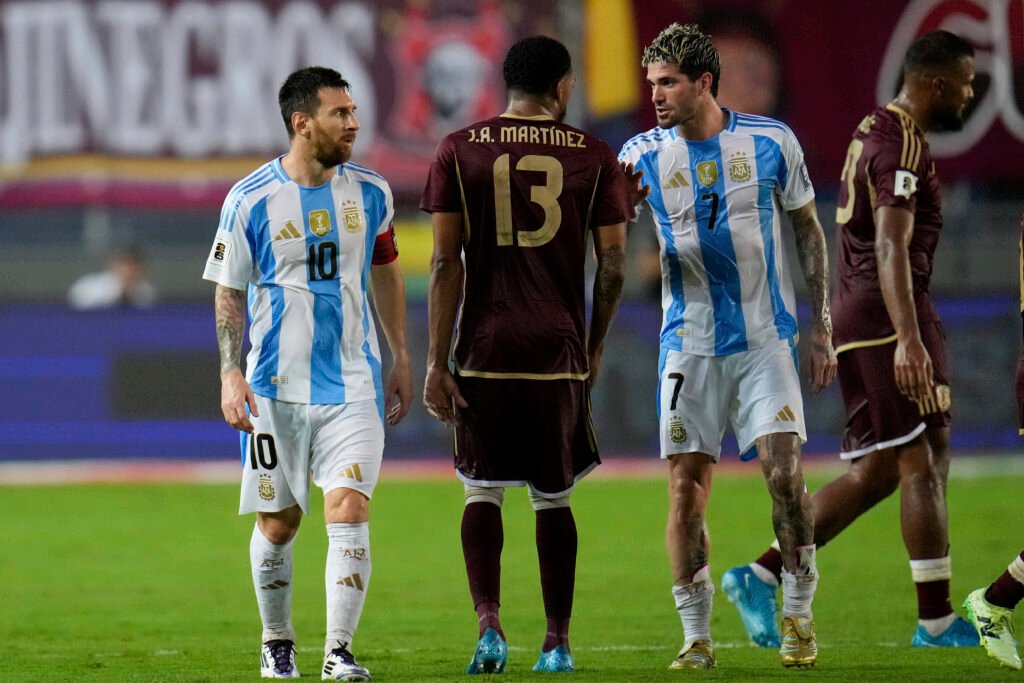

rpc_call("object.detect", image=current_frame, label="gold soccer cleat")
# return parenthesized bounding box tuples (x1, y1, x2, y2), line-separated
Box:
(780, 615, 817, 668)
(669, 639, 716, 670)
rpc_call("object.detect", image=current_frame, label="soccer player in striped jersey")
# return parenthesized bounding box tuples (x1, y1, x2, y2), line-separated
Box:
(725, 31, 979, 652)
(618, 23, 836, 670)
(204, 66, 412, 681)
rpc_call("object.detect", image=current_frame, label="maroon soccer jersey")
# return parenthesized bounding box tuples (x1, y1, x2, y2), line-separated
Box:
(420, 115, 631, 377)
(833, 104, 943, 347)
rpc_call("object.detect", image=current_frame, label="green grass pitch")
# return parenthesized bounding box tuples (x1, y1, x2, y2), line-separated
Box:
(5, 467, 1023, 681)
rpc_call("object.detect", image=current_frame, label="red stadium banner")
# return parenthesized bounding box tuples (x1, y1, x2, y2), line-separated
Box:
(0, 0, 1015, 208)
(627, 0, 1018, 186)
(0, 0, 562, 207)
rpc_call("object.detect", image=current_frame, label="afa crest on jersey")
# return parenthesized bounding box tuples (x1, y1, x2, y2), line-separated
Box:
(728, 152, 752, 183)
(342, 200, 364, 233)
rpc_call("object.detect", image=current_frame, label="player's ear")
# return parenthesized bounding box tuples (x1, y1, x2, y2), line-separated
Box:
(290, 110, 310, 138)
(555, 71, 575, 107)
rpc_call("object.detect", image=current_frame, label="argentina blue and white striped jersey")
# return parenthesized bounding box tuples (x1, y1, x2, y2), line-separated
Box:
(619, 110, 815, 356)
(203, 157, 393, 406)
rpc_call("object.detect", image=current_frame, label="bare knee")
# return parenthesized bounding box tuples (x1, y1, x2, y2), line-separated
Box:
(324, 487, 370, 524)
(757, 434, 803, 502)
(848, 452, 901, 503)
(258, 506, 302, 544)
(667, 455, 713, 512)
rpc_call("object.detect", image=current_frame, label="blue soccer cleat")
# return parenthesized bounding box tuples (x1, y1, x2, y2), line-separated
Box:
(722, 565, 781, 648)
(466, 627, 508, 674)
(532, 644, 575, 672)
(911, 615, 982, 647)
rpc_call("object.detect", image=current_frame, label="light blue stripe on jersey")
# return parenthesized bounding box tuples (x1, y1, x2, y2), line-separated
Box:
(656, 345, 670, 419)
(360, 182, 386, 417)
(223, 169, 275, 233)
(637, 150, 687, 349)
(753, 135, 797, 339)
(301, 184, 345, 404)
(686, 139, 747, 355)
(249, 197, 284, 399)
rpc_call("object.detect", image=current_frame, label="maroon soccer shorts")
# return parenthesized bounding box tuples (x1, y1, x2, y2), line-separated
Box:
(837, 321, 952, 459)
(452, 375, 599, 496)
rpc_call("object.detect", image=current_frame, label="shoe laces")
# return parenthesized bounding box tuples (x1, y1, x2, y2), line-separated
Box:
(267, 640, 295, 671)
(329, 645, 357, 666)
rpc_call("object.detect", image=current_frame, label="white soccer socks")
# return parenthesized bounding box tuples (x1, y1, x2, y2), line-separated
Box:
(325, 522, 371, 654)
(782, 544, 818, 618)
(673, 565, 714, 645)
(250, 523, 297, 642)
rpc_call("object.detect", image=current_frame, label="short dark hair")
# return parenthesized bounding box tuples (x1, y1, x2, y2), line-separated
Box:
(904, 30, 974, 77)
(503, 36, 572, 96)
(642, 23, 721, 97)
(278, 66, 350, 138)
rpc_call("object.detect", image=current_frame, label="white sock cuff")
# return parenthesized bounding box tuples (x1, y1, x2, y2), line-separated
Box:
(252, 523, 296, 554)
(749, 562, 779, 586)
(910, 556, 951, 583)
(770, 539, 781, 551)
(1008, 555, 1024, 584)
(528, 490, 570, 510)
(326, 521, 369, 543)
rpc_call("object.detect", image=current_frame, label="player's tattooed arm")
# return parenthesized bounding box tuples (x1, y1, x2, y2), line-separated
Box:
(214, 283, 257, 433)
(215, 284, 246, 375)
(788, 200, 838, 393)
(588, 222, 628, 389)
(788, 200, 831, 331)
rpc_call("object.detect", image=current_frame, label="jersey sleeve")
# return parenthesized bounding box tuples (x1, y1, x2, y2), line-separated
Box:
(868, 123, 921, 213)
(419, 134, 462, 214)
(202, 193, 254, 290)
(777, 128, 815, 211)
(591, 143, 633, 227)
(375, 179, 395, 237)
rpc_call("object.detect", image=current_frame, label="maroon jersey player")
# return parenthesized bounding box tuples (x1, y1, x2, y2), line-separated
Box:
(420, 36, 629, 674)
(724, 31, 980, 650)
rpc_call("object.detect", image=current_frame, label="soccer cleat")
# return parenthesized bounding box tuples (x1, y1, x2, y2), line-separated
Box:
(532, 644, 575, 672)
(963, 589, 1021, 669)
(465, 627, 508, 674)
(260, 639, 300, 679)
(780, 615, 817, 668)
(721, 565, 781, 648)
(911, 615, 981, 648)
(322, 645, 371, 681)
(668, 639, 716, 670)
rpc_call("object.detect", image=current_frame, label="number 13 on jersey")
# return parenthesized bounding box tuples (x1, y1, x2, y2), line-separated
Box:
(493, 154, 564, 248)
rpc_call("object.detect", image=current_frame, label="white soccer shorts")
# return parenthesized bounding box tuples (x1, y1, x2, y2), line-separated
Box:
(239, 395, 384, 514)
(657, 338, 806, 461)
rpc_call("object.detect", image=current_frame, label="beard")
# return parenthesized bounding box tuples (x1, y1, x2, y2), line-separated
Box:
(934, 107, 966, 132)
(315, 145, 350, 168)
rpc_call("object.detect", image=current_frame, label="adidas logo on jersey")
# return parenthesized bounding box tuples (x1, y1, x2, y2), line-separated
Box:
(774, 405, 797, 422)
(340, 464, 363, 482)
(662, 171, 690, 189)
(336, 573, 364, 591)
(273, 221, 302, 241)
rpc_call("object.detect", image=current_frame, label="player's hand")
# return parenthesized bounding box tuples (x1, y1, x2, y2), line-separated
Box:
(384, 351, 413, 426)
(423, 365, 468, 426)
(587, 344, 605, 390)
(620, 161, 651, 208)
(894, 334, 934, 403)
(221, 367, 258, 433)
(807, 320, 837, 394)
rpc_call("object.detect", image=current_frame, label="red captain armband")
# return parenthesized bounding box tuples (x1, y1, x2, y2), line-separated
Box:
(372, 223, 399, 265)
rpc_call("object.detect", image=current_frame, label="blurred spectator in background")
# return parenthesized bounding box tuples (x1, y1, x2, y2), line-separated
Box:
(699, 8, 784, 118)
(68, 245, 157, 310)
